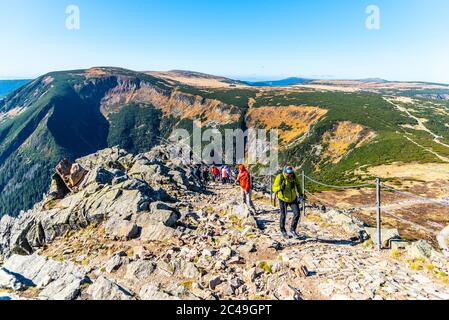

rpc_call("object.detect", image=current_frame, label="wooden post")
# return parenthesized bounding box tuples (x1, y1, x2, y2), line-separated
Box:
(302, 170, 306, 216)
(376, 177, 382, 251)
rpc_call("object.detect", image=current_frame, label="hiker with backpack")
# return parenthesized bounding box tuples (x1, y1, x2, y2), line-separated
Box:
(236, 164, 256, 215)
(272, 166, 304, 239)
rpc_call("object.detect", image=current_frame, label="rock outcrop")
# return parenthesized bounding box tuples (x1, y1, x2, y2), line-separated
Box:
(1, 254, 87, 300)
(0, 145, 198, 258)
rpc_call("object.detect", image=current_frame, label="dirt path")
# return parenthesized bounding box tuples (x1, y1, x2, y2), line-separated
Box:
(385, 97, 449, 161)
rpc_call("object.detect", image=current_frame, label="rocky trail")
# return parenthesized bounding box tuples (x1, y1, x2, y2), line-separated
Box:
(207, 185, 449, 300)
(1, 145, 449, 300)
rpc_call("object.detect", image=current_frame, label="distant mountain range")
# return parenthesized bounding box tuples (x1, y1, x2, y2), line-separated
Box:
(0, 80, 31, 97)
(244, 77, 312, 87)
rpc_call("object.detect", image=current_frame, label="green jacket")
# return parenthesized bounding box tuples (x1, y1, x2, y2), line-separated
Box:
(272, 173, 303, 204)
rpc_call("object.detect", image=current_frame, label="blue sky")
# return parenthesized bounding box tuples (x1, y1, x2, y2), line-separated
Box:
(1, 0, 449, 83)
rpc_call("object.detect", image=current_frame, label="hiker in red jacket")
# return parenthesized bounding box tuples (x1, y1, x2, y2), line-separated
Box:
(237, 165, 256, 214)
(209, 165, 220, 182)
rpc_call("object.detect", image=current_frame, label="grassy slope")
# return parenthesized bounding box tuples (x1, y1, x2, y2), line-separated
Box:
(252, 91, 448, 186)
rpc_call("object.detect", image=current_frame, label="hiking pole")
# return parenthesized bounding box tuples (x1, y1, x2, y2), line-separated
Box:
(376, 177, 382, 251)
(270, 175, 273, 205)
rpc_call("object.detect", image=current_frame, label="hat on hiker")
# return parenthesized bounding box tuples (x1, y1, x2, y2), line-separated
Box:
(284, 166, 294, 175)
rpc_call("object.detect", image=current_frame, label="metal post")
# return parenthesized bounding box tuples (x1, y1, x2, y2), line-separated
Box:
(302, 170, 306, 216)
(376, 177, 382, 251)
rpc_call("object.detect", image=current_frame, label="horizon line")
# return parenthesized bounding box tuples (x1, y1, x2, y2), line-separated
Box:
(1, 66, 449, 86)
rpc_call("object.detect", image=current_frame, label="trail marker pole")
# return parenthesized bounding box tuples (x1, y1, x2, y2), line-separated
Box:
(302, 170, 306, 216)
(376, 177, 382, 251)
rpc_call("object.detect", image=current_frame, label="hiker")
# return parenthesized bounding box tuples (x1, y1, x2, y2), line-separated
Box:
(202, 166, 210, 185)
(193, 165, 203, 186)
(272, 166, 304, 239)
(221, 165, 230, 184)
(210, 165, 220, 182)
(226, 166, 232, 180)
(236, 165, 256, 214)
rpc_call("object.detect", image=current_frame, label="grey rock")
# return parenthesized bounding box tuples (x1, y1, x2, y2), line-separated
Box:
(125, 260, 156, 280)
(276, 283, 301, 300)
(86, 276, 134, 300)
(105, 254, 129, 273)
(137, 203, 180, 228)
(365, 227, 400, 247)
(218, 247, 233, 261)
(80, 168, 115, 187)
(3, 254, 86, 300)
(229, 277, 244, 290)
(407, 240, 434, 260)
(180, 262, 201, 279)
(140, 223, 177, 242)
(139, 283, 179, 300)
(105, 219, 139, 240)
(0, 268, 25, 291)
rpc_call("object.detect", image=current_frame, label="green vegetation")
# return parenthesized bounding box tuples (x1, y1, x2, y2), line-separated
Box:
(108, 103, 162, 154)
(178, 85, 257, 108)
(258, 261, 273, 274)
(253, 91, 449, 187)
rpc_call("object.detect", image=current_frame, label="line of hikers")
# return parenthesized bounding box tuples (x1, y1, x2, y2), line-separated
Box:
(192, 164, 239, 186)
(193, 163, 308, 240)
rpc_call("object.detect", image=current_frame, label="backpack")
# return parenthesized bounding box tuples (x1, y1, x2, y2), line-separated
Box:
(275, 171, 298, 189)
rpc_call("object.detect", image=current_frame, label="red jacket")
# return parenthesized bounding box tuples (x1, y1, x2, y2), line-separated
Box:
(210, 166, 220, 176)
(237, 165, 252, 193)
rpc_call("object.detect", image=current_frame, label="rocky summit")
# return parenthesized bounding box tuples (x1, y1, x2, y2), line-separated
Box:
(0, 145, 449, 300)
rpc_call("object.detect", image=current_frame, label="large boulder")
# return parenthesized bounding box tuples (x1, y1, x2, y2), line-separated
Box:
(364, 227, 400, 247)
(2, 254, 87, 300)
(320, 210, 368, 241)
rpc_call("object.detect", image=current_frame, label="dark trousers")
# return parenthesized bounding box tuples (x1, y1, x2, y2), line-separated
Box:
(279, 200, 301, 233)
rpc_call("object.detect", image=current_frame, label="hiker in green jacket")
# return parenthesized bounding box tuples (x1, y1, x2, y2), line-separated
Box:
(272, 166, 304, 239)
